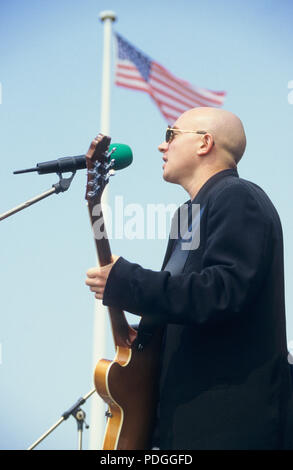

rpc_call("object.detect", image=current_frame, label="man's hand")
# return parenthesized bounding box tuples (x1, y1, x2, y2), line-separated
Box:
(85, 255, 120, 300)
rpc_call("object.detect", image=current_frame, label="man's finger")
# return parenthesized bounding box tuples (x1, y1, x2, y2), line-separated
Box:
(85, 278, 98, 287)
(90, 285, 104, 293)
(86, 267, 99, 278)
(86, 277, 105, 287)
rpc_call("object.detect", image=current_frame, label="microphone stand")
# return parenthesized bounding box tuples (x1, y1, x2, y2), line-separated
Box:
(27, 388, 96, 450)
(0, 171, 76, 221)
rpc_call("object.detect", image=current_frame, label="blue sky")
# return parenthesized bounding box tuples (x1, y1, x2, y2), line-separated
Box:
(1, 0, 293, 450)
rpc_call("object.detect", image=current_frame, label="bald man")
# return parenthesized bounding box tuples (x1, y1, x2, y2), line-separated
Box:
(86, 108, 293, 450)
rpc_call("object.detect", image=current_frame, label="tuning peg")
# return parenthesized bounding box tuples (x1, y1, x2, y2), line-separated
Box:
(87, 188, 100, 199)
(107, 147, 117, 158)
(88, 169, 98, 176)
(102, 174, 109, 184)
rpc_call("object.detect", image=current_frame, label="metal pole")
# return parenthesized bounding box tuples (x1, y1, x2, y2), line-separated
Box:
(0, 187, 56, 221)
(99, 10, 116, 135)
(88, 10, 117, 451)
(27, 417, 65, 450)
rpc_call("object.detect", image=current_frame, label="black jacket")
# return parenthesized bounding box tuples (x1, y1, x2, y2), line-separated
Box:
(103, 169, 293, 449)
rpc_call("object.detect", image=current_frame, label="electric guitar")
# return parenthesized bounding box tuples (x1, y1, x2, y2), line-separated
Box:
(85, 134, 162, 450)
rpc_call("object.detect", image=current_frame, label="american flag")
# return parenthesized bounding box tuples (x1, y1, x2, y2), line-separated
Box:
(114, 33, 226, 124)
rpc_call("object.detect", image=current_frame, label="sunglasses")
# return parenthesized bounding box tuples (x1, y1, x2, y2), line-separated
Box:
(165, 126, 208, 143)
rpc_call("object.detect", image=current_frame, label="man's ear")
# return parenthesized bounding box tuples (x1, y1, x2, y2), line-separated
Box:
(197, 134, 214, 156)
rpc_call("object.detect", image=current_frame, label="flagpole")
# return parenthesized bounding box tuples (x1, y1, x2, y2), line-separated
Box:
(88, 10, 116, 450)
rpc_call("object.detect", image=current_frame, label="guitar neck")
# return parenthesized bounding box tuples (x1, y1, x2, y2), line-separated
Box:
(88, 201, 133, 348)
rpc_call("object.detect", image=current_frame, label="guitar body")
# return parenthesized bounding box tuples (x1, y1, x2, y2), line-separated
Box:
(85, 134, 163, 450)
(94, 328, 162, 450)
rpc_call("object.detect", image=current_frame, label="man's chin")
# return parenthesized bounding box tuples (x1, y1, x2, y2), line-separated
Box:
(162, 172, 170, 182)
(163, 171, 177, 184)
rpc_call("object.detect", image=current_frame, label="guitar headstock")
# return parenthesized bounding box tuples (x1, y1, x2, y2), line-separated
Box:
(85, 134, 115, 205)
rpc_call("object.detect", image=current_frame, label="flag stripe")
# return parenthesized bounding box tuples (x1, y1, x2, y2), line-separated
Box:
(117, 66, 219, 108)
(117, 69, 199, 108)
(116, 63, 225, 106)
(152, 64, 227, 102)
(116, 74, 148, 88)
(116, 80, 150, 93)
(150, 84, 207, 110)
(150, 77, 221, 108)
(151, 62, 225, 106)
(117, 62, 223, 114)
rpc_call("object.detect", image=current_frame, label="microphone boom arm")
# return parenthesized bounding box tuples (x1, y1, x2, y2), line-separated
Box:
(0, 171, 76, 222)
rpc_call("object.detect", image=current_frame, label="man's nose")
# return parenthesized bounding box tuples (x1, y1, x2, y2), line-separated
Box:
(158, 141, 168, 153)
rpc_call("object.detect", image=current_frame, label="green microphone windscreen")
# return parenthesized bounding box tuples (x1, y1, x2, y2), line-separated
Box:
(109, 143, 133, 170)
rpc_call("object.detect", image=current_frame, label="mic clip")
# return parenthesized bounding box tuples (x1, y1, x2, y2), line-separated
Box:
(53, 171, 76, 194)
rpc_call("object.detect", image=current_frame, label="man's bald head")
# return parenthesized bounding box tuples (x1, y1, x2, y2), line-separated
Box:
(177, 107, 246, 165)
(158, 107, 247, 198)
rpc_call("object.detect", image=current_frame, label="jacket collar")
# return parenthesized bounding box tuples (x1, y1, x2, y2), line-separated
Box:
(192, 168, 239, 204)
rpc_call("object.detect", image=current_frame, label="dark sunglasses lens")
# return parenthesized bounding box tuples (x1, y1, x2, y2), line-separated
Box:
(166, 129, 172, 142)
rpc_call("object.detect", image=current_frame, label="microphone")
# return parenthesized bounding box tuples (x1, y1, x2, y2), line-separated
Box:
(13, 143, 133, 175)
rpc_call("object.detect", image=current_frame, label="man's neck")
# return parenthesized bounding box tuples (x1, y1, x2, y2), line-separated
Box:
(184, 166, 234, 201)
